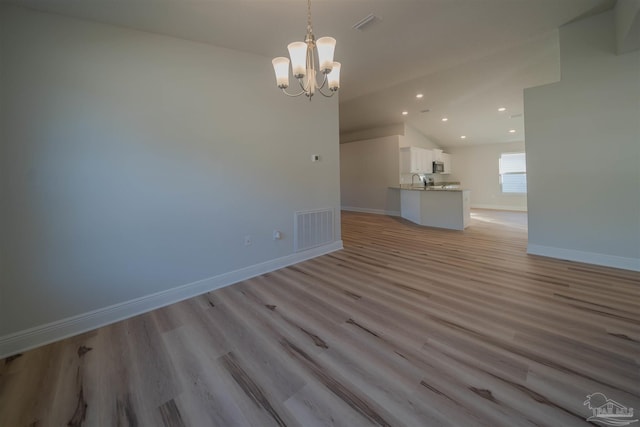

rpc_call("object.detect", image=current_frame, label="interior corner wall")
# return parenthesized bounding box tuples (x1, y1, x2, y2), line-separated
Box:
(340, 136, 401, 215)
(0, 7, 6, 324)
(524, 10, 640, 271)
(446, 142, 527, 211)
(0, 6, 341, 350)
(615, 0, 640, 54)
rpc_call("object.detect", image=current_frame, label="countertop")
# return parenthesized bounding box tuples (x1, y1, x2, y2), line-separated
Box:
(390, 185, 470, 193)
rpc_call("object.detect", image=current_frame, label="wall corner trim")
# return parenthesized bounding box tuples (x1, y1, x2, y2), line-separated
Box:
(527, 244, 640, 272)
(0, 241, 343, 359)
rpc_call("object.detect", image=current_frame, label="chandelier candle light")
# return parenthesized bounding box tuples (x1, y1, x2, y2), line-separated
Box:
(271, 0, 341, 99)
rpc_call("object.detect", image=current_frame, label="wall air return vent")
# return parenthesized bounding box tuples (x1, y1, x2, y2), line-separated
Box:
(294, 208, 334, 252)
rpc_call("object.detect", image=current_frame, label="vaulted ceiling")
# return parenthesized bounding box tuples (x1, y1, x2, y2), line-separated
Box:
(3, 0, 616, 146)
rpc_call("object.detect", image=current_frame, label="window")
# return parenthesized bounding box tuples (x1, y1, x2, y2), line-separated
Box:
(499, 152, 527, 194)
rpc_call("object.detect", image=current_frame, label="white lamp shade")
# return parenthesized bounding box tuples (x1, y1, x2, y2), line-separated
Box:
(287, 42, 307, 78)
(327, 61, 341, 90)
(272, 57, 290, 88)
(316, 37, 336, 73)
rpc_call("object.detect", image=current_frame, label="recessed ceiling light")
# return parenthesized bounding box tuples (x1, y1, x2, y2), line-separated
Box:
(441, 117, 448, 122)
(416, 93, 424, 99)
(402, 111, 408, 116)
(460, 135, 467, 139)
(498, 107, 507, 112)
(509, 129, 516, 133)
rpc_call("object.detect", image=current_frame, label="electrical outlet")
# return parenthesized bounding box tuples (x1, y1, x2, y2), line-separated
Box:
(244, 235, 252, 246)
(273, 230, 282, 240)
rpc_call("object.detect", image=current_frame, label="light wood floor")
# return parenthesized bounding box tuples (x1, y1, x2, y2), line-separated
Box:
(1, 210, 639, 426)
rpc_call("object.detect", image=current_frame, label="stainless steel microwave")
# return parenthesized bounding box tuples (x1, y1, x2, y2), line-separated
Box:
(433, 161, 444, 173)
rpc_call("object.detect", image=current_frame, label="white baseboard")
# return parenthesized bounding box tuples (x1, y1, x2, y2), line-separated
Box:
(0, 241, 343, 359)
(527, 244, 640, 272)
(341, 206, 401, 217)
(471, 204, 527, 212)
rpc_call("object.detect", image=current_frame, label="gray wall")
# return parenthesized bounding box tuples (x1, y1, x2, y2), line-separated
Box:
(0, 7, 341, 338)
(615, 0, 640, 54)
(340, 125, 441, 215)
(340, 136, 401, 215)
(524, 10, 640, 270)
(446, 142, 527, 211)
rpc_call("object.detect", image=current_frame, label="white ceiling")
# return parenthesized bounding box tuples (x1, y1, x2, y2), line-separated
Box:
(3, 0, 615, 146)
(339, 30, 562, 147)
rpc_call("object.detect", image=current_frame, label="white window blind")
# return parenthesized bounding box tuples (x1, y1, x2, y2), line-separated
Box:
(499, 152, 527, 194)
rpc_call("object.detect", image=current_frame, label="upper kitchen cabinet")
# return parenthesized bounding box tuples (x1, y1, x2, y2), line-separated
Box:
(432, 148, 452, 174)
(400, 147, 433, 174)
(441, 152, 452, 174)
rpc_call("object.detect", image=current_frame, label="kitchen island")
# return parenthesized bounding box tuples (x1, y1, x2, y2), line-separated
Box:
(391, 186, 471, 230)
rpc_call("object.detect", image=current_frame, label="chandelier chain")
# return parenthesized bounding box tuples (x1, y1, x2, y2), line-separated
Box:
(307, 0, 313, 35)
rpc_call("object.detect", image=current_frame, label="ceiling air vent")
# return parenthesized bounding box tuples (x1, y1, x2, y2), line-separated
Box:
(352, 14, 378, 31)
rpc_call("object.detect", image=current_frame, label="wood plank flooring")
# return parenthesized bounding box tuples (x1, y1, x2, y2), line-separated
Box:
(1, 210, 639, 426)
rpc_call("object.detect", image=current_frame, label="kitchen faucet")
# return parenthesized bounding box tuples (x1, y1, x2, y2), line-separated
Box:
(411, 174, 422, 187)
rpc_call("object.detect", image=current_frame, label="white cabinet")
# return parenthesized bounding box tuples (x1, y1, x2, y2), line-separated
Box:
(420, 149, 434, 173)
(431, 149, 452, 174)
(400, 147, 433, 174)
(441, 152, 452, 174)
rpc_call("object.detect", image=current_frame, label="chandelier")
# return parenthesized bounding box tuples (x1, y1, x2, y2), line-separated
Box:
(271, 0, 341, 99)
